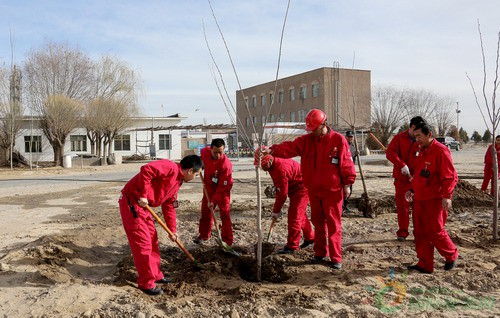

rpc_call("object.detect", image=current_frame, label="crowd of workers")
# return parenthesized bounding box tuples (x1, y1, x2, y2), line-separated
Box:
(117, 108, 482, 295)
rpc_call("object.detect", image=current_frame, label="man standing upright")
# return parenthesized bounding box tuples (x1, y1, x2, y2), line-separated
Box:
(386, 116, 424, 241)
(481, 135, 500, 194)
(195, 138, 234, 246)
(255, 152, 315, 253)
(406, 121, 459, 274)
(260, 109, 356, 269)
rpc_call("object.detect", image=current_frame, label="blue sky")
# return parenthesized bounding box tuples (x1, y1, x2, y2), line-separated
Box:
(1, 0, 499, 135)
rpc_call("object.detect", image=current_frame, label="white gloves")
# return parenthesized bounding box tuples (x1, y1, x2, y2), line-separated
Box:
(272, 212, 281, 219)
(138, 197, 149, 207)
(401, 165, 410, 176)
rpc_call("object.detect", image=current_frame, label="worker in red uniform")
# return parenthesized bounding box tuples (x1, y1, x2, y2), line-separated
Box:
(386, 116, 425, 241)
(254, 152, 315, 253)
(260, 109, 356, 269)
(406, 121, 459, 274)
(481, 135, 500, 194)
(195, 138, 234, 246)
(119, 155, 203, 295)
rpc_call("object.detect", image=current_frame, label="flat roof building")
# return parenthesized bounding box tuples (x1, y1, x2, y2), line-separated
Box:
(236, 67, 371, 145)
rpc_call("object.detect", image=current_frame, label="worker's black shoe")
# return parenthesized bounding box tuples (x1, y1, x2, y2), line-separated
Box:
(444, 259, 457, 271)
(140, 286, 163, 296)
(193, 236, 208, 245)
(397, 236, 406, 242)
(310, 256, 325, 264)
(155, 277, 172, 284)
(407, 264, 432, 274)
(300, 239, 314, 249)
(277, 246, 295, 254)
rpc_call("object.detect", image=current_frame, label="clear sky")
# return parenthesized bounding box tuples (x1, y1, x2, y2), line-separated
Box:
(1, 0, 499, 135)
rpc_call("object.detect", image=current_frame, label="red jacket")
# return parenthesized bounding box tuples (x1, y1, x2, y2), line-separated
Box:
(267, 157, 306, 214)
(270, 128, 356, 198)
(122, 159, 183, 207)
(484, 144, 500, 169)
(386, 130, 416, 181)
(200, 146, 233, 205)
(409, 139, 458, 201)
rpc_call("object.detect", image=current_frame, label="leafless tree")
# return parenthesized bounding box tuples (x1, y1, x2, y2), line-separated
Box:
(40, 95, 83, 165)
(466, 21, 499, 240)
(84, 56, 141, 162)
(23, 42, 94, 166)
(432, 96, 455, 137)
(371, 85, 407, 145)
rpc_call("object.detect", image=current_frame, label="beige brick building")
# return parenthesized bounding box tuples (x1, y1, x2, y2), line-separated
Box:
(236, 67, 371, 145)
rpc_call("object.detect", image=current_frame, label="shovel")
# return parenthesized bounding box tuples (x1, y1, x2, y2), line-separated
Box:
(266, 217, 277, 242)
(144, 204, 202, 268)
(199, 172, 240, 257)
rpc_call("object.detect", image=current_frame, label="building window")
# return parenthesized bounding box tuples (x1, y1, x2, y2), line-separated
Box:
(246, 117, 250, 127)
(298, 110, 306, 122)
(278, 91, 284, 104)
(114, 134, 131, 151)
(252, 96, 257, 107)
(261, 115, 266, 126)
(70, 135, 87, 152)
(290, 112, 295, 122)
(269, 92, 274, 105)
(289, 87, 295, 101)
(299, 86, 307, 99)
(270, 114, 275, 122)
(244, 97, 249, 107)
(252, 116, 256, 125)
(24, 135, 42, 153)
(261, 94, 266, 106)
(159, 134, 172, 150)
(312, 83, 320, 97)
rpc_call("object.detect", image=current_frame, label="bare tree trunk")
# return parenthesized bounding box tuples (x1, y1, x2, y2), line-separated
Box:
(492, 135, 499, 240)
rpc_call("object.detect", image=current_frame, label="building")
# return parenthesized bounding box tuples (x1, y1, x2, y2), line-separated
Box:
(236, 67, 371, 145)
(10, 115, 186, 166)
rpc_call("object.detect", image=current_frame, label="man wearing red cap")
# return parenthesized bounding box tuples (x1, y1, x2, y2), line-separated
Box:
(119, 155, 203, 295)
(261, 109, 356, 269)
(386, 116, 424, 241)
(406, 121, 458, 274)
(255, 151, 315, 253)
(481, 135, 500, 194)
(195, 138, 234, 246)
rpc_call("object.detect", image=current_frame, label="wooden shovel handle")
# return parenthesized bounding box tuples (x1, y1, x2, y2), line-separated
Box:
(267, 217, 277, 242)
(368, 132, 387, 152)
(145, 204, 195, 262)
(199, 172, 220, 230)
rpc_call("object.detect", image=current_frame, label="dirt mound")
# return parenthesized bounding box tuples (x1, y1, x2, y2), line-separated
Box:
(452, 179, 492, 208)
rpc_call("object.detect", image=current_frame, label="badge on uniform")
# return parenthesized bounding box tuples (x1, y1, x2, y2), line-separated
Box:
(212, 177, 218, 184)
(172, 200, 179, 208)
(224, 181, 227, 185)
(331, 157, 339, 164)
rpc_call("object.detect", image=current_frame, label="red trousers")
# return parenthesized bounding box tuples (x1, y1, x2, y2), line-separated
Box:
(119, 195, 176, 290)
(394, 179, 411, 238)
(286, 188, 315, 250)
(481, 166, 498, 194)
(199, 193, 233, 245)
(309, 191, 343, 263)
(413, 199, 459, 273)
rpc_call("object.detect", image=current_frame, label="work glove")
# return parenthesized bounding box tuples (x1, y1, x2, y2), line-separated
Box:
(272, 212, 281, 220)
(138, 197, 149, 207)
(169, 232, 178, 242)
(343, 185, 352, 199)
(260, 146, 271, 155)
(401, 165, 410, 176)
(442, 198, 452, 211)
(405, 190, 414, 203)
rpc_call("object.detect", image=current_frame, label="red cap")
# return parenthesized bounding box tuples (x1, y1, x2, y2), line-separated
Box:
(305, 109, 327, 131)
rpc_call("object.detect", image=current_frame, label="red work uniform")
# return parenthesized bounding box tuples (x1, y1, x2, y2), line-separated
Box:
(481, 144, 500, 194)
(270, 128, 356, 263)
(199, 146, 234, 245)
(267, 157, 315, 250)
(386, 130, 415, 239)
(409, 139, 459, 273)
(118, 159, 183, 290)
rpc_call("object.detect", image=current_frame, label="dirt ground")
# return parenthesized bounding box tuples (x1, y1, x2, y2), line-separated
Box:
(0, 144, 498, 318)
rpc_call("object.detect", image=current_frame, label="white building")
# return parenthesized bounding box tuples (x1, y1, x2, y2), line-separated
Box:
(14, 115, 186, 165)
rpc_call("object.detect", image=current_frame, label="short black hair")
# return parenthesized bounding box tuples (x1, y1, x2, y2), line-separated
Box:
(211, 138, 225, 148)
(414, 121, 432, 135)
(180, 155, 204, 172)
(496, 135, 500, 139)
(409, 116, 425, 127)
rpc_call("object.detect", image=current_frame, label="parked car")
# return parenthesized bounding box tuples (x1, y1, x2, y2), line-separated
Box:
(436, 137, 460, 151)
